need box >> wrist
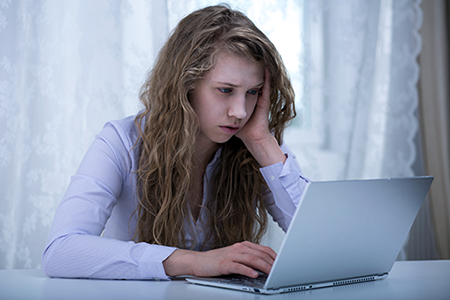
[243,135,286,167]
[239,130,272,147]
[163,249,197,277]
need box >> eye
[219,88,232,93]
[247,89,260,95]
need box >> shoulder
[93,114,142,172]
[99,114,140,151]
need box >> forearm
[242,134,286,167]
[259,143,310,231]
[43,234,176,280]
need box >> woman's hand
[235,69,272,144]
[236,69,286,167]
[163,241,277,278]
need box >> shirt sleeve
[259,143,309,232]
[42,121,177,280]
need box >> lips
[219,125,241,135]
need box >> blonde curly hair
[134,4,296,249]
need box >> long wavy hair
[134,5,296,250]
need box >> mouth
[219,125,241,135]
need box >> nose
[228,95,247,119]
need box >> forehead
[206,51,264,83]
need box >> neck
[193,140,220,171]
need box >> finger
[241,241,277,261]
[259,69,271,105]
[238,242,275,262]
[226,262,260,278]
[263,69,271,93]
[217,253,268,277]
[224,251,272,276]
[240,253,273,275]
[231,243,276,275]
[239,245,276,270]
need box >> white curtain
[0,0,427,269]
[0,0,169,269]
[286,0,422,182]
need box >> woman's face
[190,51,264,150]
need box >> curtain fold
[282,0,432,259]
[296,0,422,181]
[418,0,450,259]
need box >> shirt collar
[207,147,222,168]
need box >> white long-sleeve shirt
[42,114,309,280]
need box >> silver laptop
[186,176,433,294]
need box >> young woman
[42,4,308,280]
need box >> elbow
[41,237,68,278]
[41,242,56,277]
[41,234,88,279]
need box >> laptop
[186,176,433,294]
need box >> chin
[212,135,234,145]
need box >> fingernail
[252,271,258,277]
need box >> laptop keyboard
[216,273,268,288]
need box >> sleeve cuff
[260,154,299,190]
[260,153,309,206]
[138,244,178,280]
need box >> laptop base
[186,273,388,295]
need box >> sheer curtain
[291,0,437,260]
[285,0,422,181]
[296,0,437,260]
[0,0,429,269]
[0,0,169,269]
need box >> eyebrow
[216,81,264,88]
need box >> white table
[1,260,449,300]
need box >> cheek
[246,98,258,117]
[190,91,211,118]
